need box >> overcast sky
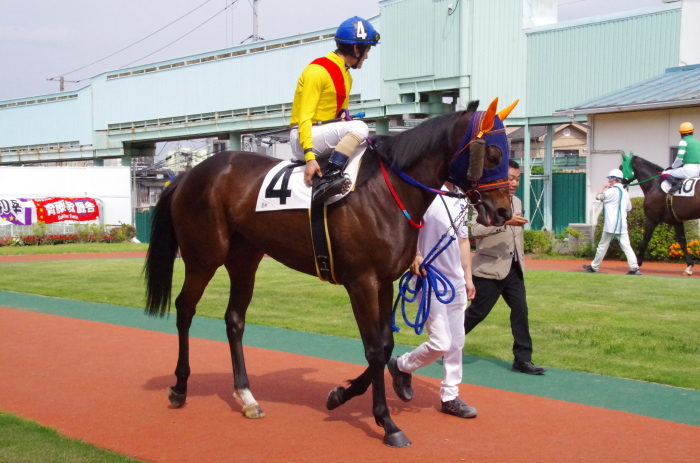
[0,0,664,101]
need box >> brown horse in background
[144,103,512,447]
[623,153,700,275]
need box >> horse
[622,153,700,275]
[144,100,515,448]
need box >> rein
[391,197,470,334]
[391,235,456,335]
[627,173,662,186]
[378,159,425,228]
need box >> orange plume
[477,97,499,138]
[496,99,519,122]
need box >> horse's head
[621,152,636,183]
[621,152,664,187]
[448,98,517,226]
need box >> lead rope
[391,199,470,335]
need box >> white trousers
[665,164,700,179]
[289,120,369,161]
[397,288,467,402]
[591,231,639,271]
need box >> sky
[0,0,664,102]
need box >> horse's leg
[636,218,658,268]
[326,282,396,410]
[169,265,218,408]
[223,238,266,418]
[330,280,410,448]
[673,223,694,276]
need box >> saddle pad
[255,149,363,212]
[661,178,699,196]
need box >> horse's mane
[356,103,478,185]
[372,111,466,169]
[635,155,664,173]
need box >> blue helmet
[335,17,380,45]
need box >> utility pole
[252,0,260,42]
[240,0,264,44]
[46,76,79,92]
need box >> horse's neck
[397,157,449,217]
[635,161,663,195]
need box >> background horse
[623,153,700,275]
[144,103,512,447]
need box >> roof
[554,64,700,116]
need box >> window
[554,149,579,157]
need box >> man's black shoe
[440,397,477,419]
[387,358,413,402]
[512,361,547,375]
[582,264,597,273]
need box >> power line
[49,0,216,81]
[119,0,240,69]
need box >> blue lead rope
[392,234,457,335]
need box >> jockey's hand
[304,159,322,186]
[337,109,353,121]
[410,255,426,277]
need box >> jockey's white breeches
[290,120,369,161]
[664,164,700,179]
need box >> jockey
[663,122,700,193]
[289,16,380,204]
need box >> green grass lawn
[0,412,143,463]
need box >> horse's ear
[477,98,498,138]
[497,99,519,122]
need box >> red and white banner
[33,197,100,224]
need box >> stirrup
[312,174,352,203]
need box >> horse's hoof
[242,403,265,419]
[168,387,187,408]
[384,431,412,448]
[683,271,692,276]
[326,386,346,410]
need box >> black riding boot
[312,151,352,204]
[667,176,682,194]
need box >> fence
[515,172,586,234]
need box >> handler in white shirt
[583,169,641,275]
[387,182,478,419]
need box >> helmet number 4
[354,21,367,40]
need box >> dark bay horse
[144,103,513,447]
[622,153,700,275]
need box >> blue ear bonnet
[448,113,510,185]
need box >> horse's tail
[144,175,184,317]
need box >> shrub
[523,230,552,254]
[0,236,18,247]
[594,196,700,262]
[108,222,137,243]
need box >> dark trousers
[464,260,533,363]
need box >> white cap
[607,168,623,180]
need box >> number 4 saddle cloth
[255,151,364,212]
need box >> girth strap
[309,198,339,284]
[666,193,681,222]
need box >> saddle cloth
[255,148,364,212]
[661,177,699,196]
